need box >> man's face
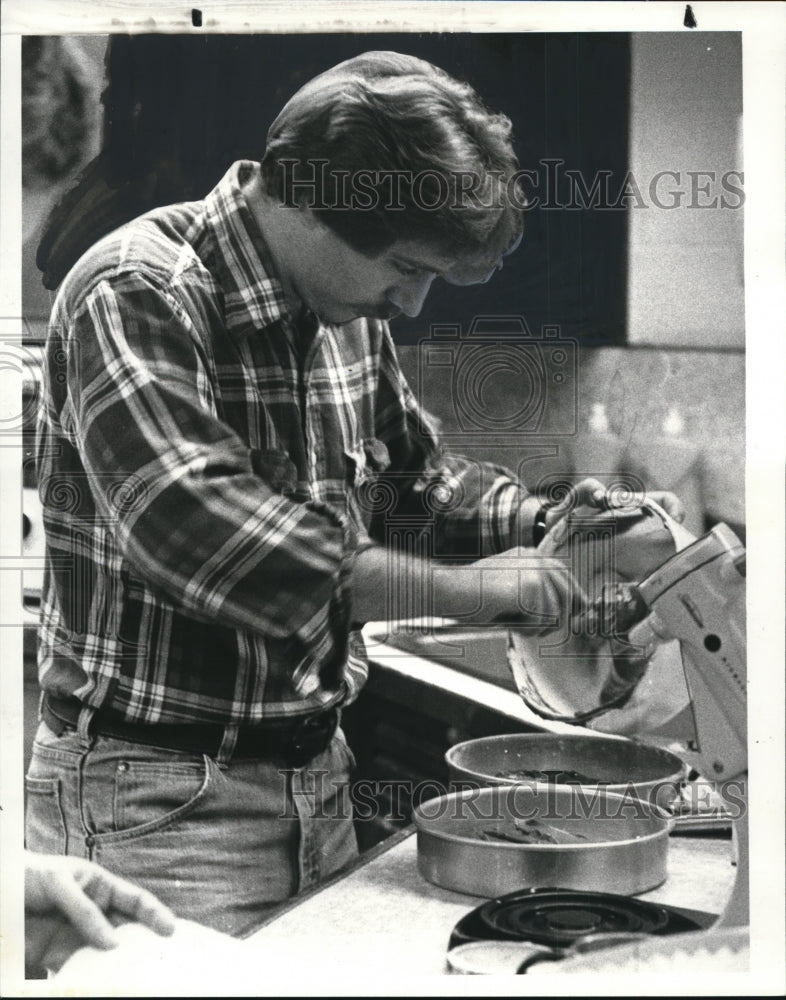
[288,219,503,325]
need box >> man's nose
[388,274,435,318]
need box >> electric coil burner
[448,888,714,974]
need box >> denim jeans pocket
[114,757,212,832]
[83,748,215,844]
[25,776,67,855]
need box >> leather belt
[42,694,339,768]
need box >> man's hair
[260,51,524,273]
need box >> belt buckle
[288,710,337,767]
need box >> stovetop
[448,886,715,969]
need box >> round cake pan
[446,734,685,809]
[414,783,673,898]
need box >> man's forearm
[350,544,476,624]
[349,541,562,628]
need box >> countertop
[244,823,738,976]
[49,820,741,994]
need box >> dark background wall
[34,32,632,346]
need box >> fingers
[572,477,609,508]
[547,563,588,622]
[107,880,177,937]
[547,482,687,526]
[81,866,177,937]
[547,478,609,513]
[26,918,86,976]
[648,490,687,523]
[49,872,120,950]
[25,915,60,973]
[540,479,605,534]
[542,479,625,535]
[516,561,587,635]
[25,852,176,973]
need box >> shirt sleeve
[372,325,536,560]
[60,270,355,642]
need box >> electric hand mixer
[624,521,748,926]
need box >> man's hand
[542,478,686,534]
[440,547,587,634]
[643,490,686,523]
[25,852,176,974]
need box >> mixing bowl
[446,733,686,810]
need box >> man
[26,51,678,935]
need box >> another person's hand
[25,851,176,974]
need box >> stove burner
[449,888,708,952]
[541,909,603,932]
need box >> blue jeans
[25,717,359,937]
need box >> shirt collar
[203,160,295,337]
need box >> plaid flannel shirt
[36,160,533,724]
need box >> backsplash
[396,343,745,536]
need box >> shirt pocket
[343,437,393,533]
[250,448,298,496]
